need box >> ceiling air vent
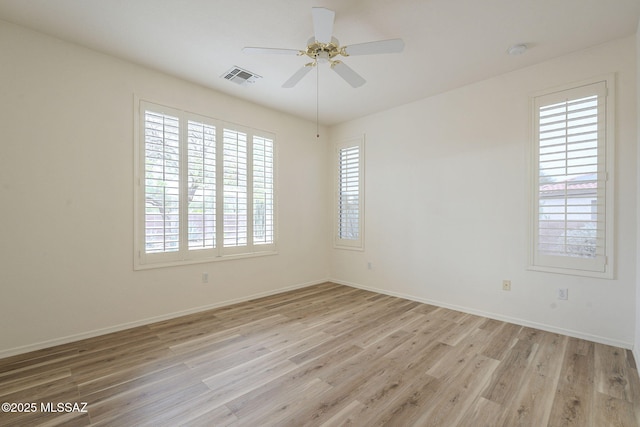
[222,66,262,86]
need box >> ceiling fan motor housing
[305,36,343,62]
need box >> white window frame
[134,99,277,269]
[528,75,614,279]
[334,136,364,250]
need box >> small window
[136,100,276,268]
[529,77,614,278]
[335,137,364,249]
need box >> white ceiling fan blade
[312,7,335,44]
[331,61,366,88]
[282,65,314,88]
[243,47,301,55]
[343,39,405,56]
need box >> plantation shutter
[187,120,216,250]
[253,136,275,245]
[336,138,364,249]
[223,129,248,248]
[144,110,180,254]
[533,81,609,273]
[136,100,277,268]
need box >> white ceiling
[1,0,638,125]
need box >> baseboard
[0,278,328,359]
[331,278,634,350]
[4,277,631,359]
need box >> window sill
[527,264,613,280]
[134,250,278,271]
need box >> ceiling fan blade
[343,39,405,56]
[312,7,335,44]
[331,61,366,88]
[243,47,301,55]
[282,65,314,88]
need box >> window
[335,137,364,249]
[136,101,276,268]
[529,77,614,278]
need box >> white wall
[330,36,638,348]
[0,20,330,357]
[635,19,640,363]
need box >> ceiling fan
[243,7,404,88]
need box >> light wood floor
[1,282,639,426]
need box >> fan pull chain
[316,62,320,138]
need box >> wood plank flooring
[1,282,639,426]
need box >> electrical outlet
[558,288,568,300]
[202,273,209,284]
[502,280,511,291]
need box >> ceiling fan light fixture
[317,51,330,63]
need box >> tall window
[530,77,614,278]
[253,136,275,245]
[187,120,217,251]
[335,137,364,249]
[136,101,276,268]
[222,129,248,250]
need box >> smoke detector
[507,44,528,56]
